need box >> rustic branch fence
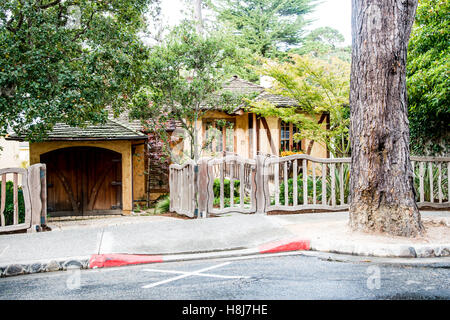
[0,164,47,233]
[169,154,450,218]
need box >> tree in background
[129,23,243,162]
[209,0,317,58]
[0,0,154,141]
[407,0,449,156]
[291,27,351,62]
[249,54,351,157]
[349,0,423,237]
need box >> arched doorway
[40,147,122,217]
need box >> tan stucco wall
[132,143,147,203]
[185,111,327,159]
[306,113,329,159]
[188,110,250,158]
[257,115,280,156]
[29,140,137,214]
[0,138,29,168]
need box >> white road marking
[0,245,9,257]
[99,231,114,253]
[142,262,248,288]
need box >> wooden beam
[256,115,260,155]
[260,117,277,155]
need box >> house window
[203,119,235,153]
[280,121,301,152]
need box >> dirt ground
[286,216,450,245]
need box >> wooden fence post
[255,155,266,214]
[27,164,42,232]
[197,158,209,218]
[39,164,47,225]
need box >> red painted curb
[89,254,163,268]
[258,238,310,254]
[88,239,310,269]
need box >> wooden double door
[41,147,122,216]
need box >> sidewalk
[267,211,450,258]
[0,211,449,277]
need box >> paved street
[1,253,449,300]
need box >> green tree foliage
[209,0,317,58]
[0,0,154,141]
[129,22,244,162]
[290,27,351,62]
[407,0,449,155]
[249,54,351,157]
[0,181,25,224]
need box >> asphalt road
[0,253,449,300]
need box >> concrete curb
[0,256,90,278]
[310,240,450,258]
[89,238,311,268]
[2,238,450,278]
[0,237,310,277]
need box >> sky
[158,0,352,45]
[307,0,352,45]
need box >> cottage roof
[253,91,298,107]
[222,76,265,96]
[220,75,299,111]
[7,114,146,142]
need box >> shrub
[0,181,26,225]
[212,196,251,207]
[213,178,240,199]
[155,195,170,213]
[278,174,323,205]
[277,166,350,206]
[413,164,449,202]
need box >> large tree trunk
[349,0,424,237]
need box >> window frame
[279,120,302,153]
[202,118,236,154]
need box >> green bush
[212,178,253,207]
[213,178,240,199]
[155,195,170,213]
[212,196,251,207]
[277,166,350,206]
[278,174,322,205]
[413,164,449,202]
[0,181,26,225]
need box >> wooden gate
[205,155,257,215]
[41,147,122,216]
[169,160,196,217]
[169,155,261,217]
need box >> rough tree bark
[349,0,424,237]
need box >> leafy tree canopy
[290,27,351,62]
[407,0,449,155]
[0,0,154,141]
[249,54,351,157]
[129,22,246,162]
[208,0,317,58]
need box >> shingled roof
[221,75,298,111]
[222,76,265,96]
[254,91,298,107]
[7,116,146,142]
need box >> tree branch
[39,0,61,9]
